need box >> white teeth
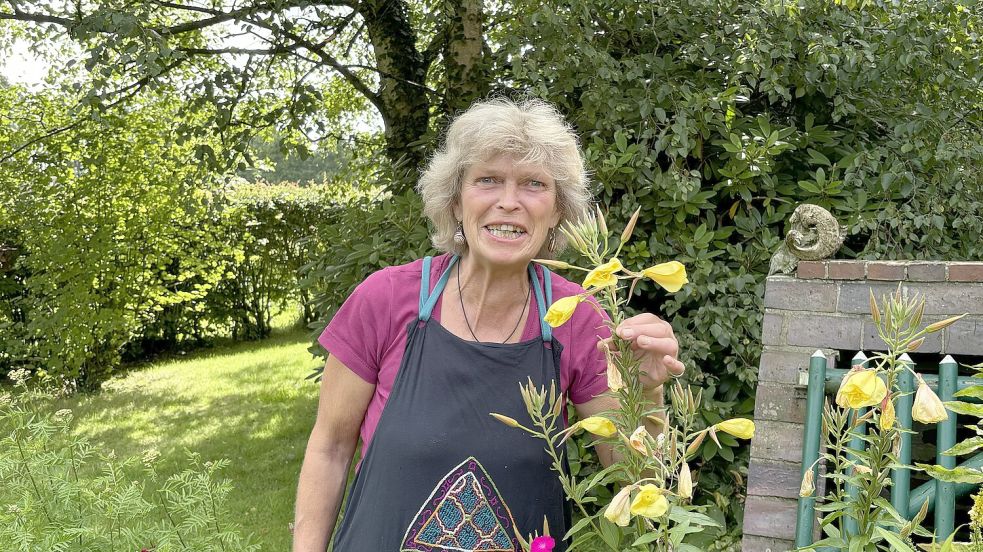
[486,224,525,233]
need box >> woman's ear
[453,201,462,222]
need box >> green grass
[54,311,322,551]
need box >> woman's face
[454,153,561,270]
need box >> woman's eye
[527,180,545,188]
[478,177,496,184]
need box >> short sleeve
[317,269,395,385]
[565,296,612,404]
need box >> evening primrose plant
[492,208,753,551]
[798,286,964,551]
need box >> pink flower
[531,535,555,551]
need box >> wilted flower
[880,397,896,431]
[835,369,887,409]
[630,485,669,518]
[640,261,688,293]
[799,469,815,497]
[582,258,624,289]
[579,416,617,437]
[544,295,583,328]
[854,465,873,475]
[628,426,648,455]
[604,485,634,526]
[678,462,693,499]
[606,360,624,391]
[715,418,755,439]
[912,375,948,424]
[531,535,555,552]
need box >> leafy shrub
[0,89,237,387]
[300,189,434,351]
[487,0,982,532]
[0,377,257,551]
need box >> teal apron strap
[419,255,459,321]
[531,264,553,342]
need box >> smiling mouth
[484,224,527,239]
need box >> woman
[293,98,684,551]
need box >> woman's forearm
[292,445,353,552]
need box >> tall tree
[0,0,490,191]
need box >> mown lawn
[55,319,322,551]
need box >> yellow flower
[579,416,617,437]
[880,398,895,431]
[678,462,693,499]
[604,486,633,527]
[582,258,624,289]
[630,485,669,518]
[835,369,887,409]
[640,261,688,293]
[714,418,755,440]
[912,375,948,424]
[628,426,648,455]
[544,295,583,328]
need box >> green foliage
[0,87,357,386]
[484,0,983,530]
[0,378,257,551]
[0,87,236,387]
[300,188,434,352]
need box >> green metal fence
[794,350,973,548]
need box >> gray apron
[331,255,570,551]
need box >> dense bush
[489,0,982,534]
[0,88,356,387]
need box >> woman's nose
[496,182,521,210]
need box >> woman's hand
[613,313,684,391]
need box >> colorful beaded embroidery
[401,456,518,551]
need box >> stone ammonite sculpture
[768,203,847,276]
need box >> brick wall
[741,261,983,552]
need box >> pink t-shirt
[318,254,610,458]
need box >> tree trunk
[360,0,431,193]
[443,0,489,115]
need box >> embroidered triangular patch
[401,456,518,551]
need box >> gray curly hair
[417,98,592,257]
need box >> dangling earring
[547,227,557,253]
[454,221,466,246]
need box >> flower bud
[912,375,948,424]
[869,289,881,326]
[533,258,574,270]
[799,469,815,497]
[686,430,707,458]
[620,208,641,244]
[678,462,693,499]
[907,337,925,352]
[596,204,609,237]
[490,413,520,427]
[925,314,967,333]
